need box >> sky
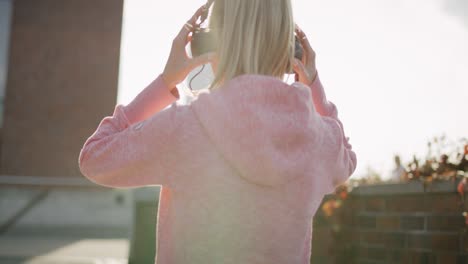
[118,0,467,180]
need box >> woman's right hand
[293,24,318,85]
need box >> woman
[78,1,357,263]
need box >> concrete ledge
[2,225,130,239]
[0,175,98,188]
[349,179,460,196]
[0,237,128,262]
[0,187,133,233]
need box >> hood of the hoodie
[190,74,323,187]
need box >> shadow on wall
[443,0,468,29]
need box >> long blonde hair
[206,0,295,91]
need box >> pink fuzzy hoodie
[78,71,357,264]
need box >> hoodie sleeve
[78,74,183,188]
[308,72,357,194]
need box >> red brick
[311,227,333,255]
[1,0,123,177]
[387,249,409,263]
[427,215,465,231]
[340,209,354,226]
[437,252,458,264]
[407,234,430,249]
[434,234,458,251]
[360,231,406,249]
[400,216,425,230]
[361,231,384,245]
[365,197,386,212]
[376,215,400,230]
[386,195,427,212]
[366,246,387,261]
[402,251,437,264]
[384,232,406,249]
[461,230,468,251]
[349,197,365,212]
[408,234,459,250]
[312,213,329,228]
[356,215,376,229]
[336,227,355,243]
[355,245,368,259]
[427,194,462,213]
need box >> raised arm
[308,74,357,194]
[79,3,219,189]
[78,74,184,188]
[293,24,357,194]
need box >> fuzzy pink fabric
[78,72,357,264]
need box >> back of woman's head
[207,0,295,90]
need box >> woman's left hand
[162,4,216,90]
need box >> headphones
[188,0,303,91]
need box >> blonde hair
[206,0,295,91]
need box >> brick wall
[311,180,468,264]
[1,0,123,178]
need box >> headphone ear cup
[284,36,303,74]
[191,29,217,57]
[294,35,304,61]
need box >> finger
[299,38,308,66]
[175,4,207,44]
[188,4,208,27]
[173,25,192,50]
[294,27,308,65]
[295,23,303,35]
[199,2,212,24]
[297,31,315,63]
[187,51,216,71]
[292,58,308,81]
[186,34,193,46]
[293,59,305,76]
[295,24,305,39]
